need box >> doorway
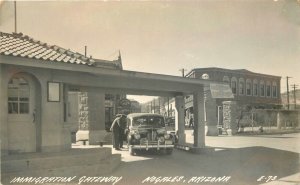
[7,73,41,153]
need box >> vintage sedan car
[126,113,174,155]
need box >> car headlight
[164,134,170,140]
[158,137,165,143]
[134,133,141,140]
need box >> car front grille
[140,140,159,145]
[147,130,157,141]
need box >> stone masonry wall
[223,101,238,134]
[78,92,89,130]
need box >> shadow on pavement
[111,146,300,185]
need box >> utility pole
[153,99,156,114]
[167,97,170,117]
[286,76,292,110]
[14,1,17,33]
[291,84,298,110]
[158,98,161,114]
[179,68,187,77]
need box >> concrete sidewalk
[260,173,300,185]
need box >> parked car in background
[165,117,175,126]
[126,113,174,155]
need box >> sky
[0,0,299,103]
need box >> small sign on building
[119,98,131,108]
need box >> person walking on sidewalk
[189,117,194,128]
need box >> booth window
[8,77,30,114]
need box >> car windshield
[132,116,165,127]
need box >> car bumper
[131,144,174,150]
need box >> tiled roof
[0,32,95,66]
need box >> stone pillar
[277,111,285,129]
[76,91,106,145]
[204,86,218,136]
[175,96,186,145]
[193,87,205,148]
[223,101,238,135]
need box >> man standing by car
[118,114,127,149]
[110,114,122,150]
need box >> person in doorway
[110,115,122,150]
[118,114,127,149]
[189,117,194,128]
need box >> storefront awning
[210,83,234,99]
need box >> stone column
[204,86,218,136]
[175,96,186,145]
[76,90,106,145]
[193,87,205,148]
[277,111,284,129]
[223,101,238,135]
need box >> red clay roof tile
[0,32,95,66]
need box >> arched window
[223,76,230,85]
[266,81,271,97]
[272,82,277,98]
[231,77,237,95]
[260,80,265,97]
[246,79,252,96]
[239,78,245,95]
[253,79,258,96]
[8,77,30,114]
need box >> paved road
[110,132,300,185]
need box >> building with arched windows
[185,67,281,135]
[186,67,281,108]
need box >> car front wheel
[129,146,135,155]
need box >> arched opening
[7,73,41,153]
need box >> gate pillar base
[189,146,215,154]
[175,144,215,154]
[206,126,219,136]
